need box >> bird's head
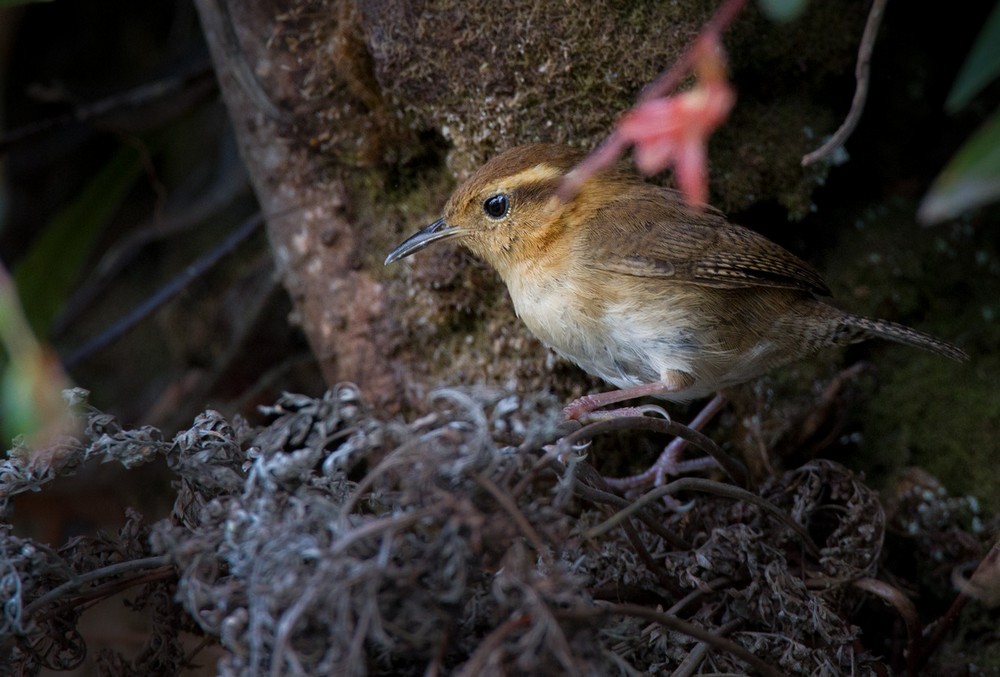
[385,144,625,278]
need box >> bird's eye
[483,194,510,219]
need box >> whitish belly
[508,276,705,396]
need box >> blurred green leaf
[1,349,72,447]
[919,110,1000,224]
[758,0,809,23]
[13,145,142,334]
[946,1,1000,113]
[0,262,72,446]
[2,360,41,441]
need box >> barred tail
[839,314,968,362]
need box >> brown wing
[587,188,830,296]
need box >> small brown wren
[385,144,966,419]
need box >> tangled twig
[801,0,889,165]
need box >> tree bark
[192,0,401,407]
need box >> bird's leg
[604,392,729,491]
[562,382,675,420]
[562,370,695,420]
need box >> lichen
[12,388,961,674]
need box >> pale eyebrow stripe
[500,163,564,189]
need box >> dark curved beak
[384,218,464,265]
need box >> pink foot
[563,381,681,420]
[600,392,729,495]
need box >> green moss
[711,98,834,217]
[929,603,1000,673]
[821,201,1000,510]
[338,139,453,273]
[282,0,873,240]
[864,352,999,506]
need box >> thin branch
[456,613,532,676]
[329,510,431,558]
[62,212,264,368]
[52,150,251,335]
[473,471,549,559]
[568,462,687,596]
[22,555,172,619]
[667,577,734,615]
[572,462,691,550]
[208,0,288,122]
[40,566,177,622]
[584,477,821,559]
[0,67,216,154]
[913,539,1000,673]
[852,577,922,674]
[801,0,889,166]
[561,603,783,677]
[558,415,749,488]
[672,618,742,677]
[951,538,1000,606]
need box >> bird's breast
[503,265,703,393]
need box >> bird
[384,143,966,482]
